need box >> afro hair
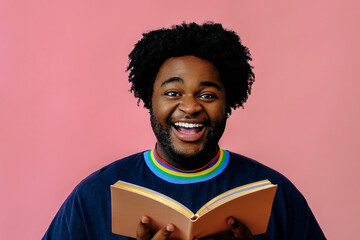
[127,22,255,114]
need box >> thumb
[151,224,175,240]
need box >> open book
[111,179,277,240]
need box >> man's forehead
[154,56,222,86]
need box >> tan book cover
[111,179,277,240]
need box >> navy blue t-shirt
[43,150,326,239]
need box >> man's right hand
[136,216,253,240]
[136,216,175,240]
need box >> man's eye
[165,91,181,97]
[199,93,216,99]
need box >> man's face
[150,55,227,170]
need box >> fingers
[136,216,151,240]
[152,223,175,240]
[227,217,254,240]
[136,216,175,240]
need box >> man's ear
[225,106,232,117]
[147,106,153,114]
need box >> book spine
[185,219,195,240]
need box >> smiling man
[43,23,326,240]
[150,56,227,170]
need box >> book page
[113,180,194,218]
[193,185,277,237]
[196,179,273,216]
[112,181,196,239]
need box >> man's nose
[178,96,202,116]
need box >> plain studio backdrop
[1,1,359,239]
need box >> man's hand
[197,217,254,240]
[136,216,253,240]
[227,217,254,239]
[136,216,175,240]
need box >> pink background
[1,1,359,239]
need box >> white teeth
[174,122,204,128]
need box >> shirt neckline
[143,148,229,184]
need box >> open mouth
[172,122,206,142]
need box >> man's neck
[155,143,220,171]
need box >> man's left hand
[197,217,254,240]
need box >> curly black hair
[127,22,255,114]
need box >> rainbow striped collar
[143,148,229,184]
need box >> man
[43,22,326,239]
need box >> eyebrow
[160,77,184,87]
[160,77,222,91]
[199,81,221,91]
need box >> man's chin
[171,141,207,157]
[174,145,203,156]
[169,145,218,169]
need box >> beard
[150,110,227,170]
